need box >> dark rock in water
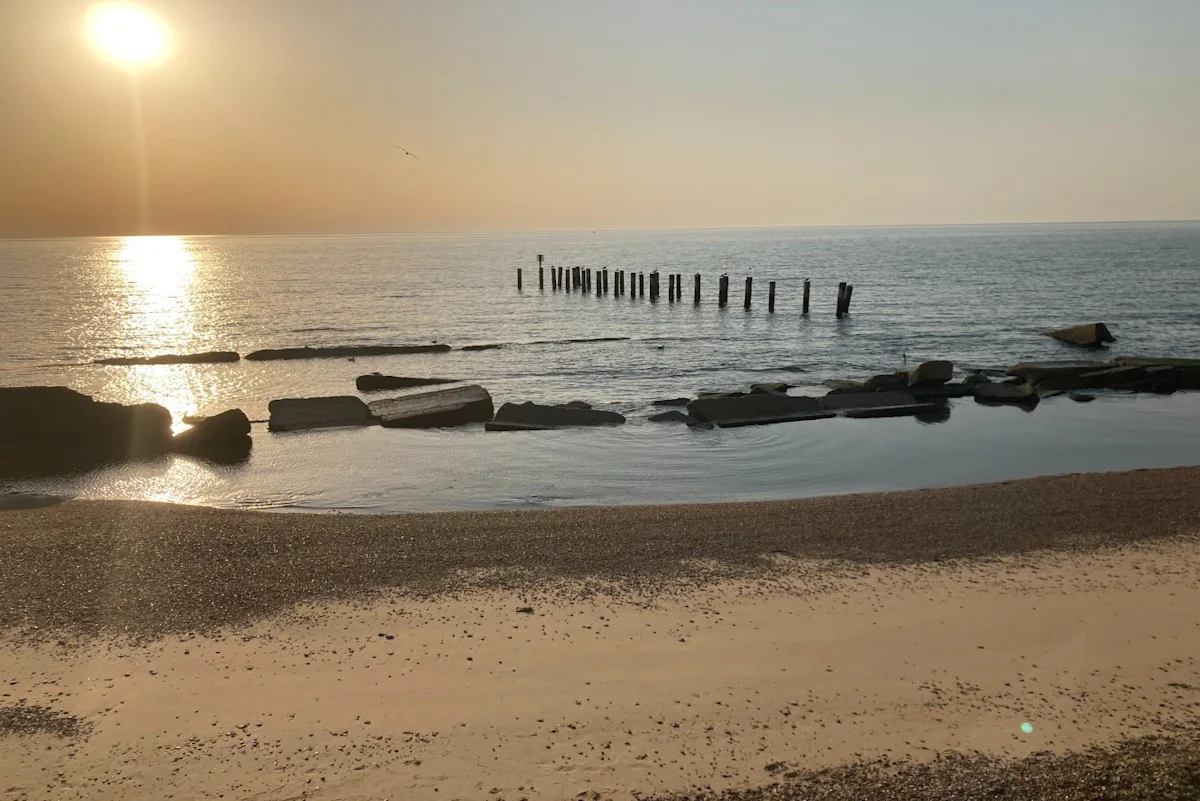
[1069,393,1097,403]
[1029,374,1087,391]
[267,396,373,432]
[355,373,458,392]
[1145,365,1183,394]
[964,373,992,387]
[172,409,252,462]
[1076,366,1147,389]
[94,351,240,366]
[652,397,691,407]
[1044,323,1116,347]
[370,385,494,428]
[907,360,953,386]
[484,420,553,432]
[460,343,505,352]
[974,382,1039,406]
[1006,361,1109,382]
[493,402,625,428]
[688,394,833,428]
[823,379,865,392]
[864,374,908,392]
[561,400,593,410]
[820,392,918,411]
[749,382,789,396]
[842,402,940,419]
[648,410,695,424]
[246,344,451,361]
[696,391,746,400]
[907,383,973,400]
[0,386,172,477]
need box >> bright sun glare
[85,3,171,70]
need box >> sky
[1,0,1198,237]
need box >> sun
[85,3,172,70]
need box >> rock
[973,383,1039,406]
[0,386,172,477]
[696,391,745,400]
[1043,323,1116,347]
[1006,361,1110,382]
[94,351,241,366]
[687,394,833,428]
[484,421,553,432]
[267,396,374,432]
[1145,365,1182,394]
[842,403,940,419]
[652,398,691,407]
[907,383,974,400]
[864,374,908,392]
[369,385,494,428]
[1111,357,1200,368]
[561,401,592,410]
[1069,393,1097,403]
[1030,374,1088,391]
[460,344,504,352]
[492,402,625,428]
[171,409,251,460]
[648,410,695,423]
[516,607,534,614]
[1076,366,1147,389]
[964,374,992,387]
[246,344,451,361]
[907,360,953,386]
[355,373,458,392]
[749,383,789,396]
[823,380,866,392]
[820,392,918,411]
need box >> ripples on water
[1,223,1198,511]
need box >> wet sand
[1,467,1199,799]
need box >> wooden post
[694,273,701,305]
[768,281,776,313]
[537,254,544,268]
[718,274,729,307]
[744,276,753,309]
[802,279,811,314]
[836,282,847,318]
[844,284,853,314]
[667,274,674,302]
[638,272,645,298]
[517,268,522,291]
[538,266,544,290]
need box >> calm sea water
[2,223,1199,511]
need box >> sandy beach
[2,467,1200,799]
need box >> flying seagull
[396,145,419,161]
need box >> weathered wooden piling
[652,271,661,301]
[517,268,522,291]
[538,266,544,290]
[603,269,609,294]
[694,273,701,305]
[744,276,753,309]
[639,272,645,298]
[802,279,811,314]
[668,274,675,302]
[768,281,776,312]
[718,274,729,308]
[844,284,854,314]
[836,282,847,318]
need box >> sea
[1,222,1199,512]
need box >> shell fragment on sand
[369,385,494,428]
[267,396,373,432]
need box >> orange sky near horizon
[1,0,1198,238]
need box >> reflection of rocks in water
[915,403,953,425]
[0,703,92,739]
[0,492,70,511]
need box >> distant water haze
[1,1,1198,237]
[1,223,1198,511]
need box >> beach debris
[246,344,451,361]
[749,382,790,395]
[267,396,373,432]
[355,373,458,392]
[648,410,696,424]
[687,394,834,428]
[973,383,1040,405]
[516,607,534,614]
[0,386,172,477]
[369,385,494,428]
[171,409,252,462]
[94,351,240,366]
[907,360,953,386]
[652,397,691,407]
[491,402,626,429]
[1044,322,1116,347]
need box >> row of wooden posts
[518,255,856,317]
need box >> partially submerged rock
[492,402,626,429]
[355,373,458,392]
[819,391,919,411]
[0,386,172,477]
[1044,323,1116,347]
[842,402,940,418]
[907,360,953,386]
[907,383,974,400]
[171,409,252,462]
[1006,361,1109,382]
[95,351,240,366]
[648,410,695,424]
[484,420,553,432]
[652,397,691,407]
[749,382,790,396]
[561,400,593,410]
[864,374,909,392]
[973,383,1039,406]
[687,394,833,428]
[267,396,373,432]
[369,385,494,428]
[246,344,451,361]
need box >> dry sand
[1,467,1199,799]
